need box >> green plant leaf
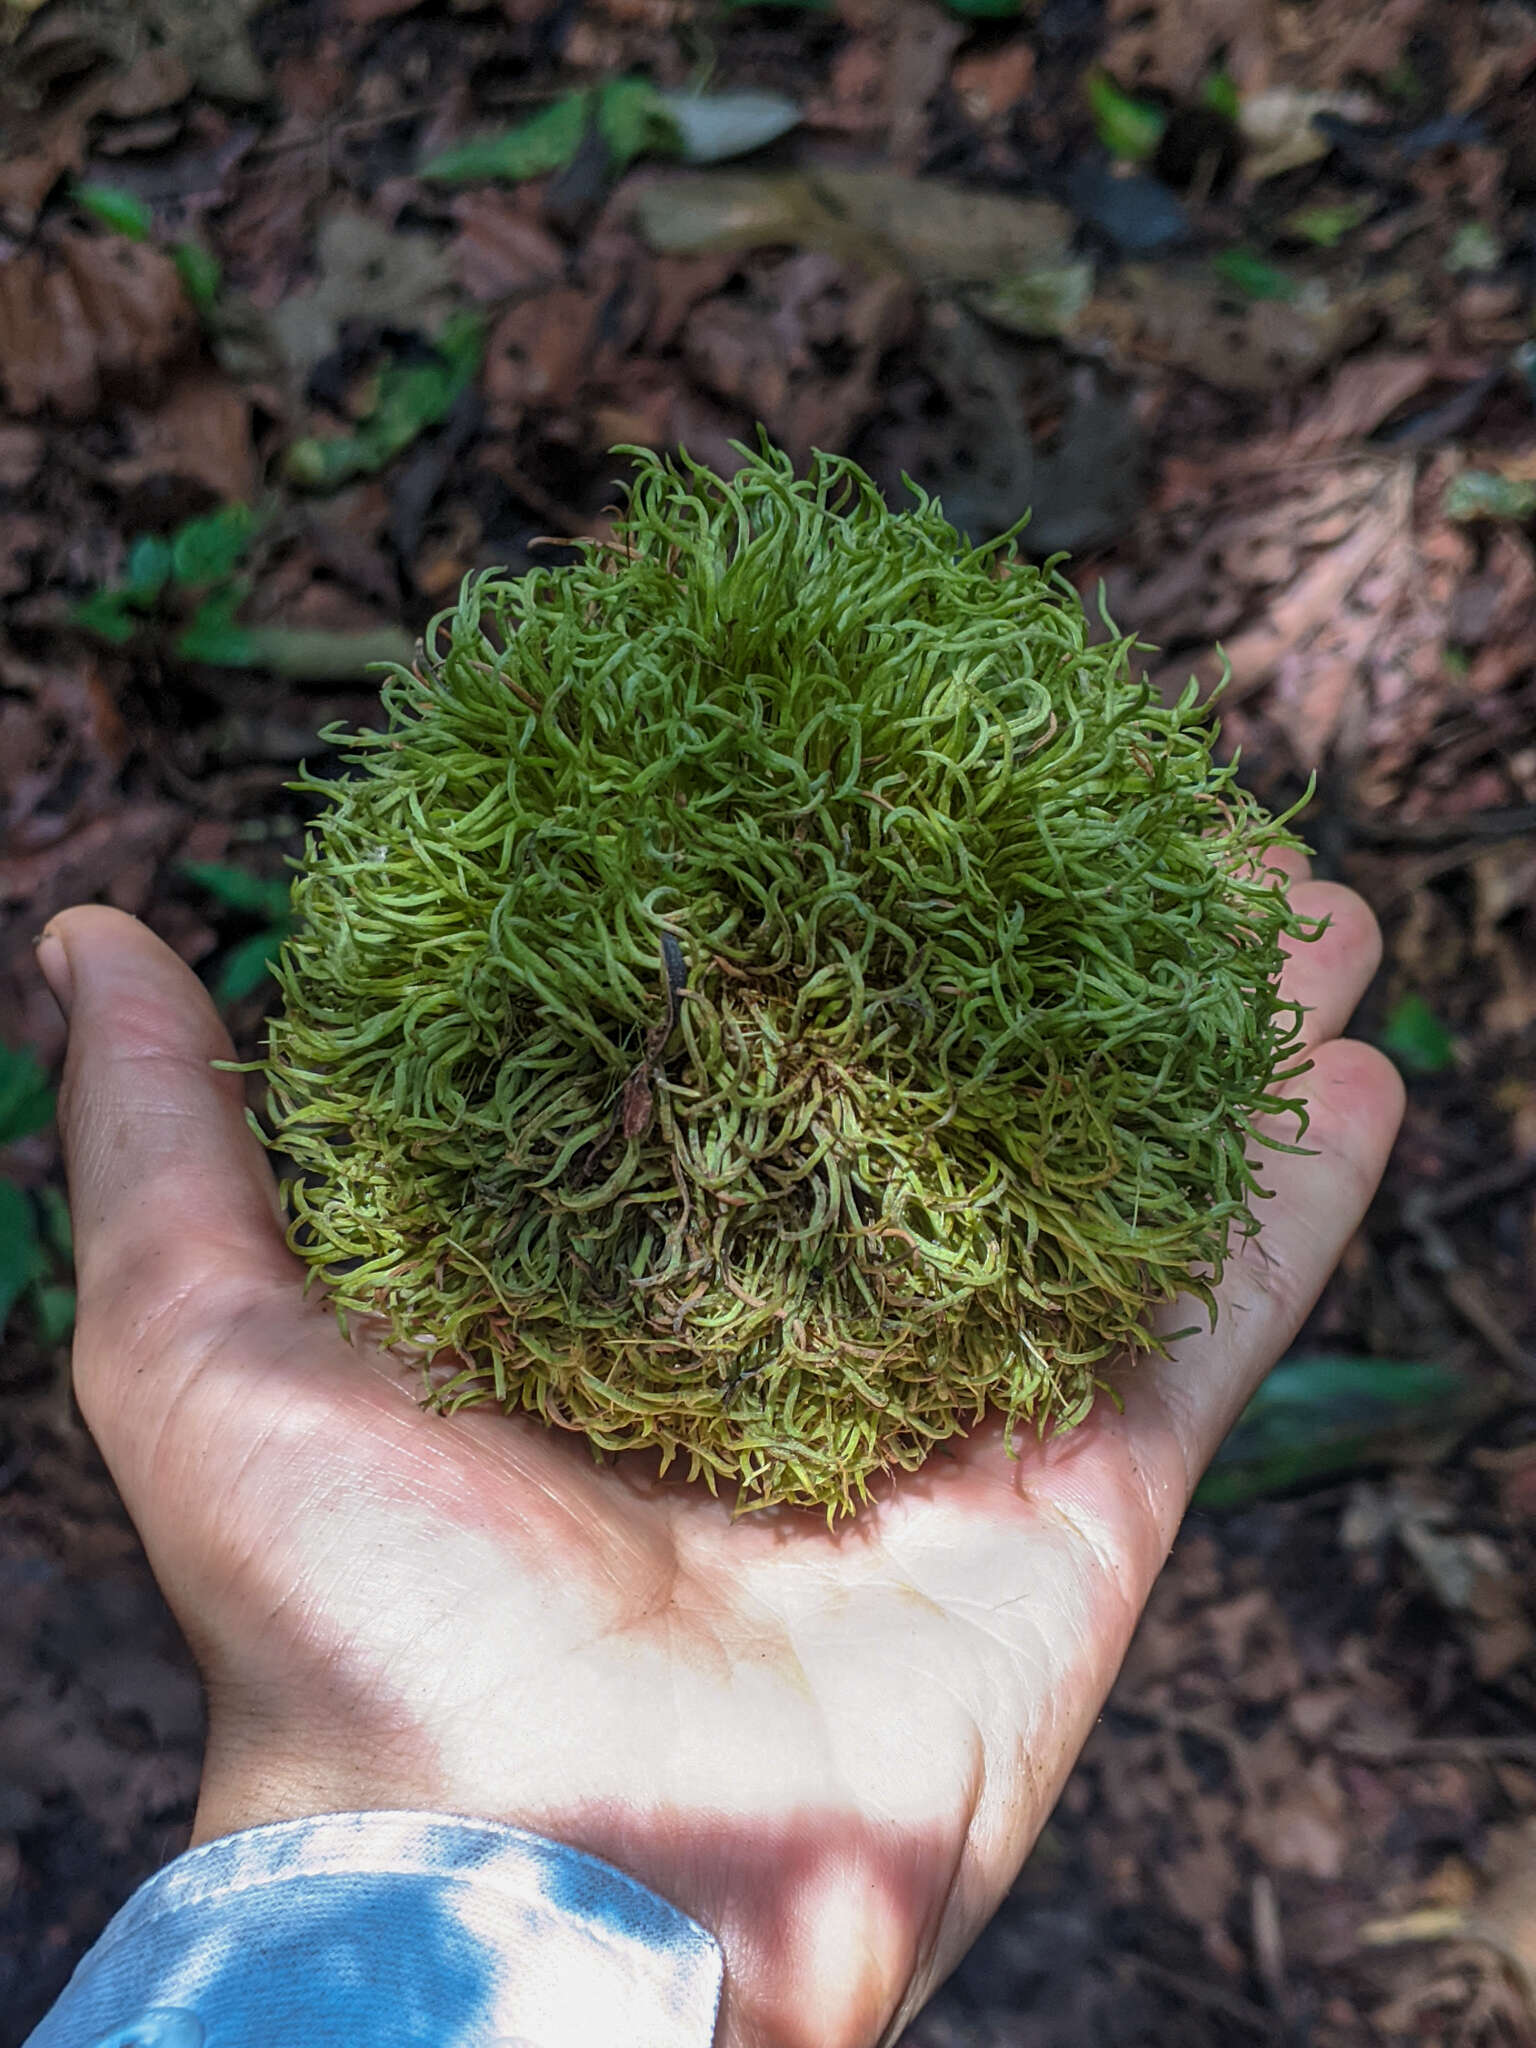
[420,93,590,184]
[1196,1353,1478,1507]
[597,76,680,166]
[1282,199,1371,247]
[1085,71,1167,161]
[176,584,259,666]
[421,81,685,187]
[72,587,140,644]
[122,533,174,608]
[1200,70,1240,120]
[1211,248,1299,300]
[0,1043,55,1147]
[1379,993,1456,1074]
[214,927,290,1005]
[172,240,223,314]
[0,1181,45,1332]
[37,1184,72,1261]
[71,179,153,240]
[170,503,257,586]
[287,312,484,490]
[33,1282,77,1346]
[182,861,295,920]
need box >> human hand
[38,859,1400,2048]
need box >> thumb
[38,906,297,1430]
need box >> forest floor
[3,0,1536,2040]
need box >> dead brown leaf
[449,192,566,301]
[100,45,192,118]
[106,369,256,507]
[0,80,105,235]
[951,37,1035,123]
[268,207,456,379]
[0,231,195,417]
[1072,262,1375,396]
[634,169,1072,291]
[1363,1818,1536,2017]
[0,649,131,853]
[0,804,183,924]
[1101,0,1282,96]
[0,424,44,489]
[483,287,603,429]
[804,36,887,136]
[342,0,427,19]
[1103,0,1428,96]
[878,0,965,166]
[0,515,44,598]
[1264,354,1441,459]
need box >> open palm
[42,869,1400,2048]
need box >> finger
[1130,1034,1405,1499]
[1280,881,1382,1048]
[40,906,296,1353]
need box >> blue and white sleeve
[24,1810,723,2048]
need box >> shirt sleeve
[23,1810,723,2048]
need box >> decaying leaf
[1089,444,1479,786]
[1102,0,1427,97]
[1071,258,1382,396]
[268,209,457,382]
[635,169,1073,291]
[2,0,265,108]
[0,231,196,416]
[106,369,256,505]
[1362,1818,1536,2014]
[1239,87,1381,181]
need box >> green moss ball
[262,446,1313,1516]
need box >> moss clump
[263,445,1314,1516]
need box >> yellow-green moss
[261,445,1315,1516]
